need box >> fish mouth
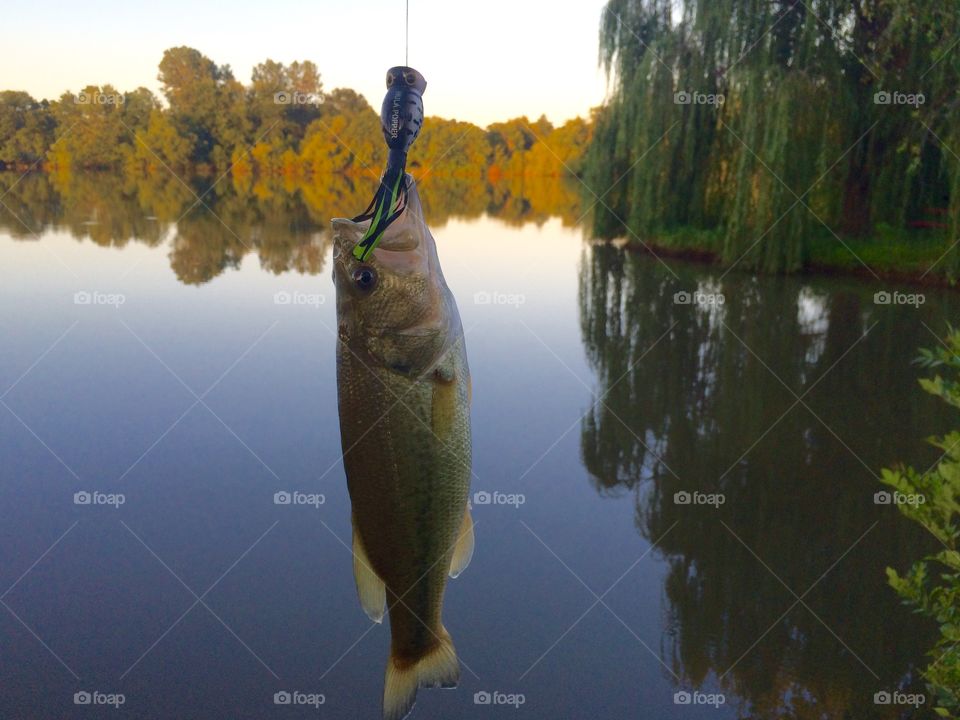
[331,178,432,260]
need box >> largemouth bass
[332,176,473,720]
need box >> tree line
[0,47,592,180]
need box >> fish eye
[403,71,417,86]
[352,265,378,292]
[386,73,396,87]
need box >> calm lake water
[0,172,955,719]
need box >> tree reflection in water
[578,243,957,717]
[0,170,584,285]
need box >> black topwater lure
[352,66,427,262]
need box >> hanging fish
[352,66,427,262]
[333,178,474,720]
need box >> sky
[0,0,611,128]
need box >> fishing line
[350,10,424,262]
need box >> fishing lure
[352,66,427,262]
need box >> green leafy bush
[882,328,960,717]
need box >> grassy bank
[619,224,954,287]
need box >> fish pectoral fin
[384,625,459,720]
[449,508,474,579]
[352,517,386,623]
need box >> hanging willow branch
[586,0,960,277]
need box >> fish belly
[337,339,471,660]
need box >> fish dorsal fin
[352,515,386,623]
[449,507,474,579]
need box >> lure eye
[352,265,378,293]
[386,72,396,87]
[403,71,417,86]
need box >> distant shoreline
[3,166,953,288]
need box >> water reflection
[2,169,954,717]
[0,170,583,285]
[578,243,955,716]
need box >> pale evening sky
[0,0,611,128]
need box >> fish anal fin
[352,516,386,623]
[383,626,459,720]
[449,508,474,579]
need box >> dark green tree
[0,91,55,168]
[586,0,960,275]
[158,46,250,168]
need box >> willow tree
[586,0,960,275]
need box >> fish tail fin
[383,626,459,720]
[353,169,407,262]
